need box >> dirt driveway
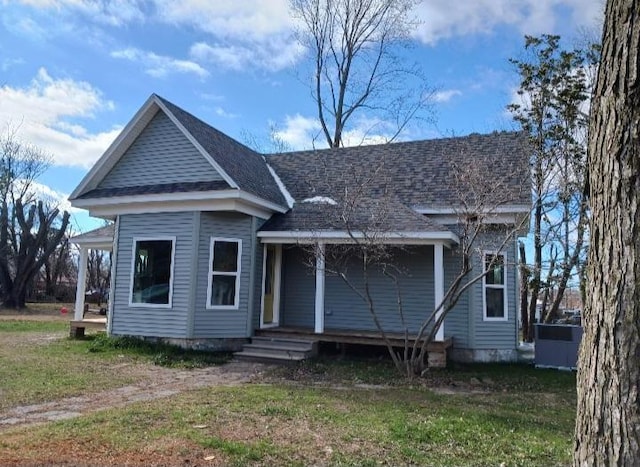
[0,360,270,432]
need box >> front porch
[257,243,453,362]
[254,326,453,367]
[70,224,114,338]
[69,317,107,337]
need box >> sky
[0,0,604,233]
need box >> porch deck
[255,327,452,367]
[69,318,107,337]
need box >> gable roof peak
[70,93,288,209]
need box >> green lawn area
[0,319,577,466]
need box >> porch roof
[258,195,459,245]
[70,224,114,250]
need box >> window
[207,238,242,309]
[483,253,507,320]
[130,237,175,307]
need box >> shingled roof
[77,180,230,199]
[261,196,451,233]
[260,132,530,233]
[156,96,287,207]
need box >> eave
[257,230,460,246]
[71,189,288,220]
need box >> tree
[574,0,640,463]
[302,142,528,377]
[0,129,70,308]
[41,224,76,300]
[86,248,111,306]
[508,35,595,341]
[290,0,432,148]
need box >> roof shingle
[261,132,530,232]
[157,96,287,207]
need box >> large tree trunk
[574,0,640,464]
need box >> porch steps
[234,336,318,363]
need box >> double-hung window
[130,237,175,307]
[207,237,242,309]
[483,252,507,321]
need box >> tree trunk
[574,0,640,464]
[518,242,530,342]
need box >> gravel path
[0,360,270,431]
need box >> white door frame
[260,244,282,328]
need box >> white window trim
[482,251,508,322]
[206,237,242,310]
[128,236,176,309]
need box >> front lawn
[0,318,577,466]
[1,378,576,466]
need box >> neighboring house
[69,94,530,363]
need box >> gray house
[69,94,530,364]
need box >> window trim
[128,236,176,309]
[206,237,242,310]
[482,251,508,322]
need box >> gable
[98,111,225,190]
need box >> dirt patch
[0,360,271,432]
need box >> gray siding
[470,232,518,350]
[281,246,448,334]
[324,246,435,333]
[443,247,471,347]
[192,212,253,338]
[111,212,194,338]
[251,218,267,332]
[99,111,224,189]
[280,247,315,328]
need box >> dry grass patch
[0,381,576,466]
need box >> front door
[261,244,281,327]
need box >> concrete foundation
[133,336,248,352]
[448,348,520,363]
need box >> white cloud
[19,180,81,214]
[413,0,604,45]
[0,68,120,169]
[273,114,322,150]
[433,89,462,103]
[111,47,209,79]
[15,0,145,26]
[152,0,293,41]
[340,116,397,147]
[189,39,304,72]
[214,107,238,119]
[273,114,399,150]
[1,57,25,71]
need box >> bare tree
[290,0,432,148]
[301,145,528,377]
[41,223,76,300]
[86,248,111,306]
[574,0,640,463]
[0,128,70,308]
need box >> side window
[483,253,507,321]
[130,238,175,307]
[207,238,242,309]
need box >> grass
[0,316,578,466]
[0,320,230,411]
[0,380,576,466]
[0,319,69,333]
[87,333,233,368]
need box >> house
[69,94,530,364]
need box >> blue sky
[0,0,603,232]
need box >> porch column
[315,243,325,334]
[434,243,445,341]
[74,246,89,321]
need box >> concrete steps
[235,336,318,363]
